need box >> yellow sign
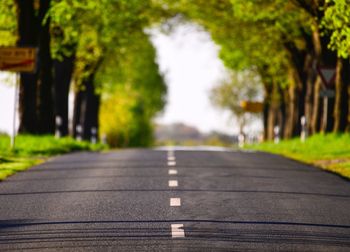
[240,101,264,113]
[0,47,37,72]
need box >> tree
[49,0,156,140]
[99,31,167,147]
[154,0,303,139]
[13,0,54,134]
[210,70,262,136]
[322,0,350,132]
[155,0,350,139]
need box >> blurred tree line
[0,0,168,147]
[154,0,350,140]
[1,0,349,145]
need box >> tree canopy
[1,0,349,145]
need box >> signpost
[316,65,336,132]
[319,89,335,98]
[0,47,37,72]
[0,47,37,149]
[240,101,263,113]
[300,116,307,142]
[317,67,336,88]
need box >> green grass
[0,134,107,180]
[246,133,350,179]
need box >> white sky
[0,22,245,135]
[0,74,17,135]
[149,23,236,134]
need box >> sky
[0,74,16,135]
[0,22,245,135]
[149,23,236,134]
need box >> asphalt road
[0,148,349,251]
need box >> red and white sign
[317,66,336,87]
[0,47,37,73]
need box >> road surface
[0,148,349,251]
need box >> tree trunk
[15,0,55,134]
[53,54,75,136]
[263,84,272,141]
[347,79,350,132]
[342,60,350,131]
[325,96,335,132]
[311,77,322,134]
[344,60,350,132]
[333,58,349,132]
[296,73,306,137]
[278,86,286,139]
[305,53,315,135]
[73,73,101,142]
[15,0,38,134]
[283,65,304,139]
[81,78,100,141]
[267,104,276,141]
[284,83,295,139]
[267,83,280,141]
[73,90,83,139]
[36,0,54,134]
[283,40,310,138]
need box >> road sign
[0,47,37,73]
[319,89,335,98]
[0,47,37,149]
[240,101,263,113]
[317,66,336,87]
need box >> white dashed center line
[170,197,181,206]
[168,169,178,175]
[166,151,184,238]
[167,161,176,166]
[171,224,185,238]
[168,180,178,187]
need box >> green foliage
[0,135,106,157]
[48,0,168,147]
[98,31,167,113]
[49,0,152,85]
[0,0,17,46]
[154,0,312,90]
[99,86,154,148]
[322,0,350,58]
[247,133,350,179]
[99,32,166,148]
[0,134,106,180]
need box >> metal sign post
[0,47,37,150]
[10,74,20,149]
[300,116,307,142]
[274,126,280,144]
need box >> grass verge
[245,133,350,179]
[0,134,107,180]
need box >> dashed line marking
[171,224,185,238]
[168,180,178,187]
[170,197,181,206]
[168,169,178,175]
[167,156,176,161]
[167,161,176,166]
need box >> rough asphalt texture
[0,149,349,251]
